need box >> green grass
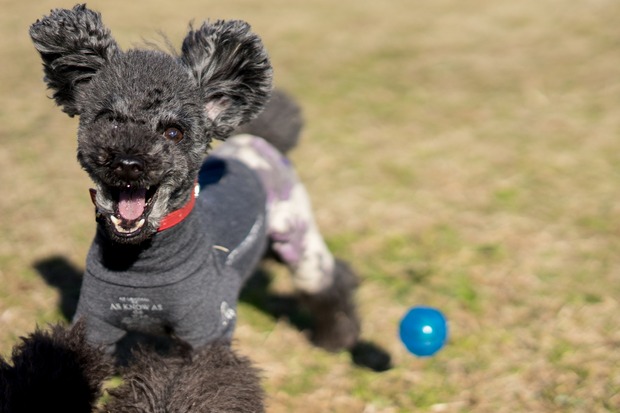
[2,0,620,411]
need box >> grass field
[1,0,620,411]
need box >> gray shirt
[74,156,268,350]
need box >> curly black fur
[108,342,264,412]
[29,4,120,117]
[0,323,264,413]
[182,20,273,141]
[0,321,112,413]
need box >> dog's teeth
[110,215,145,234]
[110,216,126,232]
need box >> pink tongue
[118,187,147,221]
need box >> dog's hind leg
[214,135,361,351]
[268,181,361,352]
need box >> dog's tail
[235,89,303,154]
[0,321,112,413]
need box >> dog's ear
[29,4,120,117]
[181,20,273,140]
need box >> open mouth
[92,185,159,238]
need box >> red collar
[157,184,198,232]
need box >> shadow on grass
[33,256,82,321]
[241,266,393,372]
[32,256,392,371]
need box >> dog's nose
[112,156,144,182]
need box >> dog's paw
[309,309,360,352]
[301,259,362,352]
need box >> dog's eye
[163,127,184,143]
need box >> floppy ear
[29,4,119,117]
[181,20,273,140]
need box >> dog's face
[30,5,272,244]
[75,51,209,243]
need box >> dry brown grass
[2,0,620,411]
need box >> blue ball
[399,306,448,356]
